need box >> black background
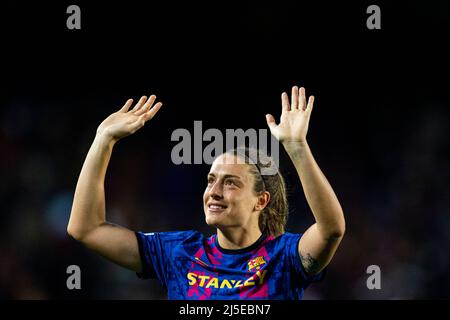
[1,1,449,300]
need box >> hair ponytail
[227,147,288,237]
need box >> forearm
[283,141,345,238]
[68,133,116,239]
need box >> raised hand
[266,86,314,144]
[96,95,163,142]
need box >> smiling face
[203,153,262,231]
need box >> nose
[208,181,223,199]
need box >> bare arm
[67,95,163,272]
[266,86,345,275]
[283,140,345,275]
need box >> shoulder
[136,230,204,246]
[258,232,303,254]
[270,232,302,244]
[137,230,204,244]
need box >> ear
[254,191,271,211]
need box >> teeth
[210,205,225,209]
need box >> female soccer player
[67,86,345,299]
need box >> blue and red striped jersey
[136,230,324,300]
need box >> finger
[291,86,299,109]
[135,95,156,116]
[119,99,133,112]
[265,114,277,130]
[299,87,307,110]
[132,96,148,112]
[143,102,163,121]
[306,95,315,112]
[281,92,290,111]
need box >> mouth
[207,203,228,213]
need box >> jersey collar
[214,233,267,254]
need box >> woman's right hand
[96,95,163,142]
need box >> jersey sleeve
[135,230,195,287]
[286,233,326,286]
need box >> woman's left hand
[266,86,315,144]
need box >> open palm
[266,86,314,144]
[97,95,163,142]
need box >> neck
[216,226,262,250]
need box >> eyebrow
[207,173,242,180]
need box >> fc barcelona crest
[247,256,267,272]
